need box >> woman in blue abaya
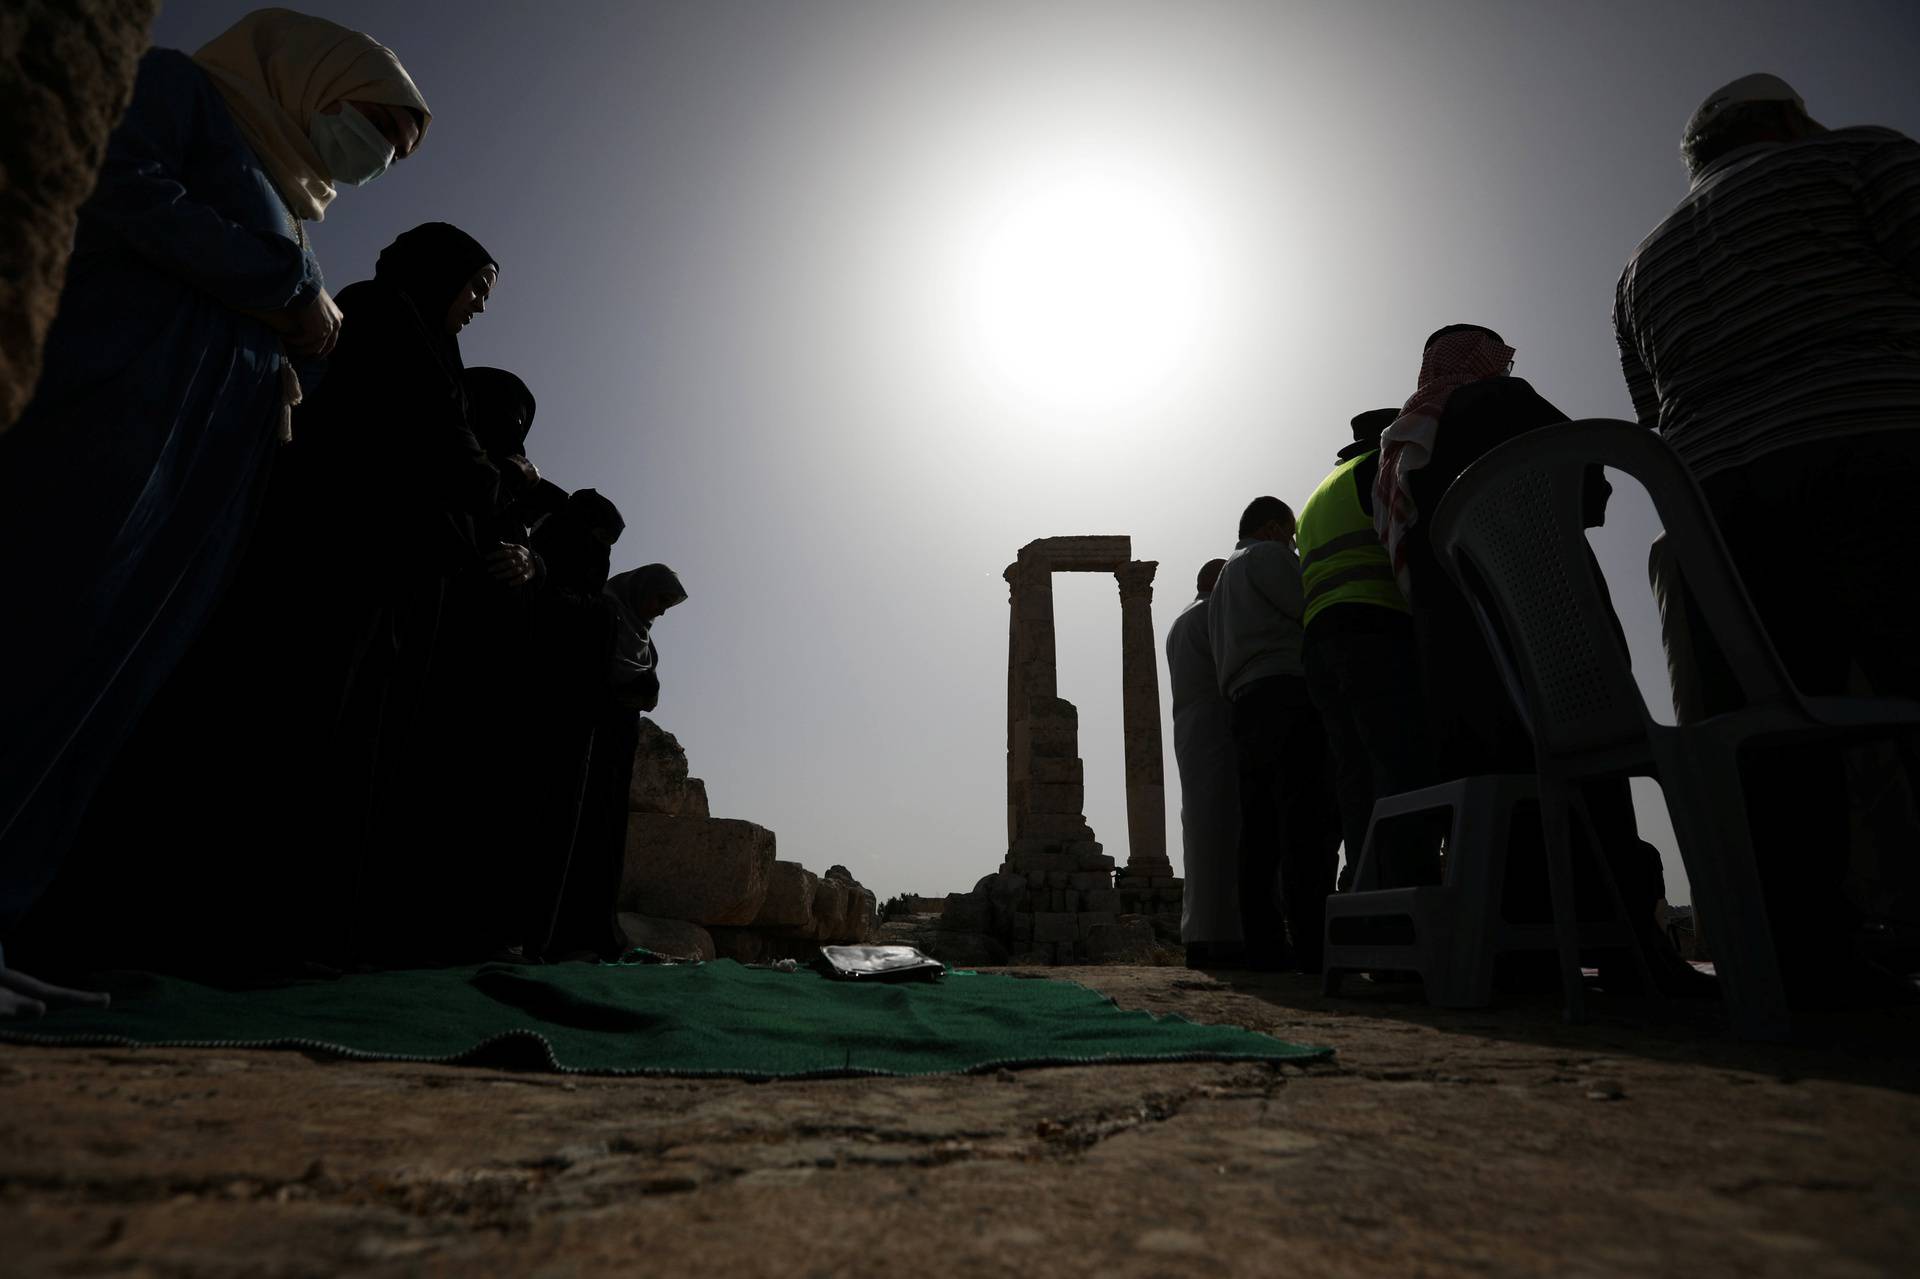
[0,10,429,1013]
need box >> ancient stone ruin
[937,537,1183,964]
[620,718,876,962]
[1,0,159,430]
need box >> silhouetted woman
[417,374,582,958]
[0,10,429,1010]
[548,562,690,958]
[489,490,632,958]
[259,221,512,964]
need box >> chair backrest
[1428,419,1800,760]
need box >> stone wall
[617,718,876,962]
[1,0,157,429]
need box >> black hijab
[463,367,536,458]
[374,222,496,363]
[532,488,626,593]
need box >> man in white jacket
[1166,558,1242,967]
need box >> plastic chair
[1427,419,1920,1041]
[1325,774,1546,1006]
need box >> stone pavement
[3,966,1916,1277]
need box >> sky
[153,0,1920,905]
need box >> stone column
[1006,551,1063,845]
[1013,548,1058,704]
[1116,561,1171,875]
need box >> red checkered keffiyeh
[1372,329,1517,596]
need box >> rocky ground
[4,957,1917,1278]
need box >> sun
[944,153,1220,415]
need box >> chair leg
[1569,788,1668,1010]
[1537,775,1587,1024]
[1664,748,1792,1041]
[1441,780,1508,1008]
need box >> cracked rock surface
[3,967,1917,1277]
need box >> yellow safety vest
[1298,451,1407,629]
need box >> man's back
[1166,598,1224,721]
[1615,125,1920,479]
[1207,540,1305,700]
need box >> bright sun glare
[947,154,1220,415]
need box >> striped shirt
[1614,126,1920,478]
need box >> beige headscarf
[192,8,430,222]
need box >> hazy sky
[153,1,1920,904]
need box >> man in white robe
[1166,559,1242,966]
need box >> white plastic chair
[1427,419,1920,1041]
[1324,774,1581,1007]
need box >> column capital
[1115,559,1158,601]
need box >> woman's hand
[1,965,111,1019]
[486,542,535,588]
[507,455,540,488]
[274,286,343,358]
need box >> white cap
[1685,74,1806,140]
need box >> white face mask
[310,104,395,186]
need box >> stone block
[1033,912,1078,944]
[1069,871,1111,891]
[1068,845,1114,870]
[1082,889,1122,915]
[1075,911,1118,939]
[810,878,851,940]
[612,912,715,962]
[1010,850,1074,875]
[0,0,160,428]
[1084,917,1157,964]
[627,718,711,817]
[1029,758,1083,785]
[750,861,818,932]
[1027,730,1079,760]
[1026,695,1079,723]
[1011,911,1034,941]
[975,870,1027,932]
[843,887,878,943]
[923,931,1006,968]
[939,891,990,934]
[706,927,771,964]
[622,814,774,925]
[1021,534,1131,570]
[1044,870,1072,888]
[1027,783,1084,814]
[1020,812,1094,839]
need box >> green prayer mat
[0,959,1330,1077]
